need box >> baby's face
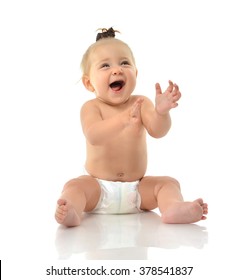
[86,40,137,105]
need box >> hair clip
[96,27,120,41]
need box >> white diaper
[90,178,143,214]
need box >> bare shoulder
[81,99,98,111]
[80,99,100,116]
[133,95,154,108]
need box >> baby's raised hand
[128,98,144,125]
[155,80,181,115]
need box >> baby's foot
[55,198,81,227]
[161,198,208,224]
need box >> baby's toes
[202,203,208,214]
[55,211,64,222]
[56,205,67,220]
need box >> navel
[117,172,125,178]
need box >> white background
[0,0,236,279]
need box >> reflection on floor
[55,211,208,260]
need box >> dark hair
[96,27,120,41]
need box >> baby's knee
[163,176,180,189]
[154,176,180,197]
[62,176,88,191]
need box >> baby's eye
[121,60,130,66]
[101,63,110,68]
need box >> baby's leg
[138,176,208,224]
[55,176,101,227]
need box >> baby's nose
[112,67,122,75]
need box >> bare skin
[55,39,208,226]
[56,199,81,227]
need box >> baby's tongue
[111,85,121,91]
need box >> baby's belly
[85,164,147,182]
[85,151,147,182]
[85,133,148,181]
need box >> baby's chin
[97,96,130,106]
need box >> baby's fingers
[130,98,144,118]
[166,80,174,93]
[174,83,179,90]
[172,83,182,100]
[133,97,144,108]
[155,83,162,95]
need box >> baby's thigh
[138,176,177,211]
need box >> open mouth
[109,80,125,91]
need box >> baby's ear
[82,75,95,92]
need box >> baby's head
[80,28,138,105]
[80,28,136,76]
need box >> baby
[55,28,208,227]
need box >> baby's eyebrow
[95,58,110,66]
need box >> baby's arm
[141,81,181,138]
[80,99,143,145]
